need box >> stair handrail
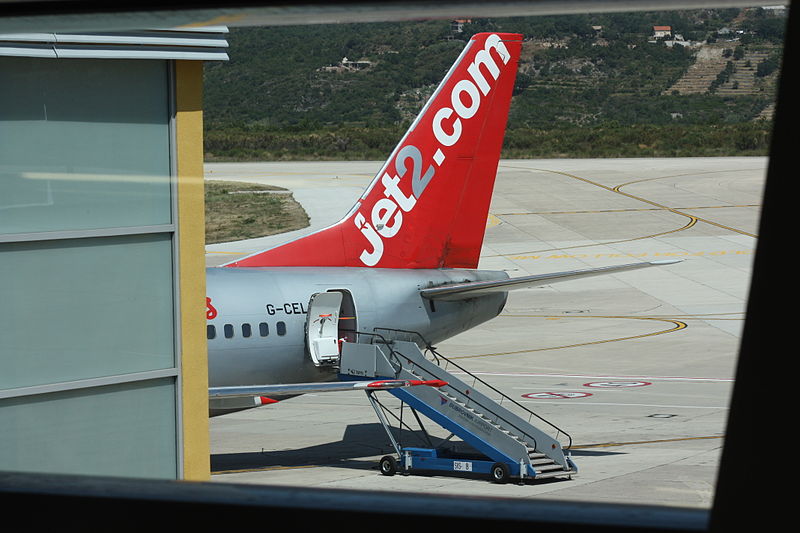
[371,327,441,364]
[372,327,573,451]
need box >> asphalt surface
[205,157,763,508]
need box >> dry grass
[205,181,309,244]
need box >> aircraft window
[276,321,286,336]
[206,325,216,340]
[259,322,269,337]
[223,324,234,339]
[242,323,251,337]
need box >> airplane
[205,32,678,415]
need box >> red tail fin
[226,33,523,269]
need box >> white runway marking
[457,371,734,383]
[518,400,729,409]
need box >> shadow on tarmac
[211,422,599,487]
[212,422,468,472]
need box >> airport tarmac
[205,157,764,509]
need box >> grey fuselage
[206,267,509,388]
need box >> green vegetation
[205,124,404,161]
[709,61,736,93]
[204,121,772,161]
[204,7,785,160]
[756,49,782,77]
[205,181,309,243]
[503,122,772,158]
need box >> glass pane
[0,378,177,479]
[0,57,171,235]
[0,233,175,390]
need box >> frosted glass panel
[0,57,172,234]
[0,233,175,390]
[0,378,177,478]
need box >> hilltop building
[451,19,472,33]
[652,25,672,38]
[320,56,372,72]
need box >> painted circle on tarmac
[583,381,652,388]
[522,391,592,400]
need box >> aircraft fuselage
[206,266,508,389]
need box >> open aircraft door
[306,291,343,367]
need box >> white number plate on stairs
[453,461,473,472]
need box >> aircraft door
[329,289,357,344]
[306,291,343,367]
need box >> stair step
[536,463,564,471]
[533,469,573,480]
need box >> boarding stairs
[338,331,577,482]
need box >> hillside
[203,7,786,160]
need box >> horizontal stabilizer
[209,378,447,400]
[420,260,681,301]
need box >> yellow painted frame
[174,60,210,480]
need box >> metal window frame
[0,28,229,60]
[167,58,183,480]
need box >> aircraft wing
[420,260,680,301]
[209,378,447,406]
